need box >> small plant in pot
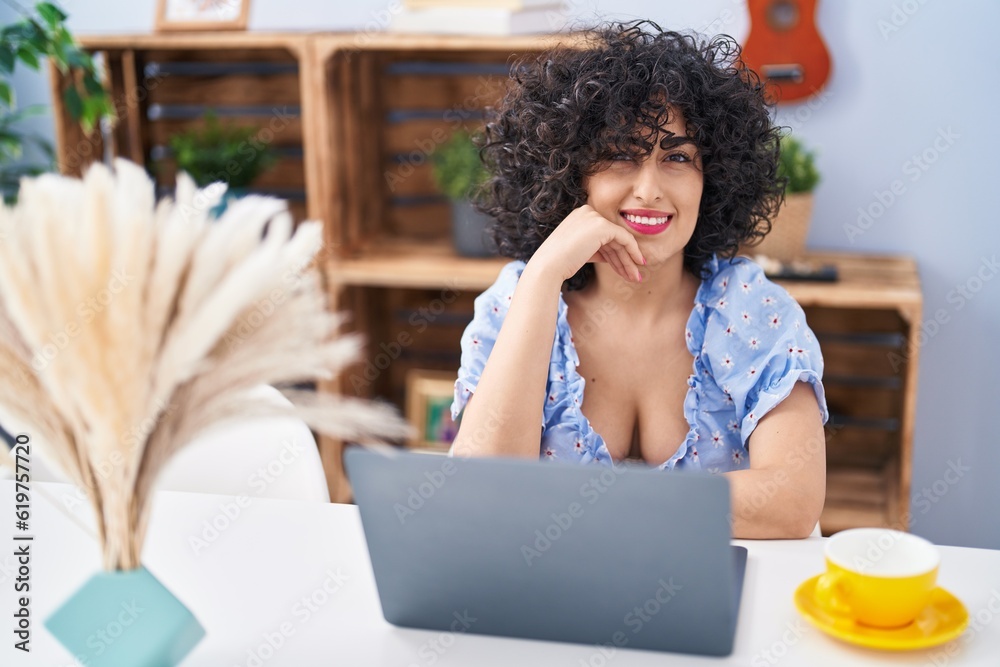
[746,134,820,262]
[168,110,277,213]
[431,129,498,258]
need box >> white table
[3,480,999,666]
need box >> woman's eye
[665,152,692,163]
[610,153,632,162]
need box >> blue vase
[45,566,204,667]
[209,188,244,218]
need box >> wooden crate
[314,33,574,500]
[50,33,323,224]
[312,32,574,261]
[779,252,922,535]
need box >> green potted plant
[430,129,497,257]
[0,1,114,202]
[168,110,276,212]
[749,133,820,262]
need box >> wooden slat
[299,35,327,228]
[822,463,902,535]
[897,302,922,525]
[824,383,901,421]
[826,425,896,467]
[148,71,301,106]
[382,72,509,111]
[803,307,906,335]
[386,201,451,237]
[338,52,366,251]
[383,159,439,197]
[142,48,298,64]
[825,467,885,506]
[383,289,476,353]
[360,52,388,246]
[318,282,353,504]
[819,339,904,379]
[328,238,508,291]
[120,50,145,164]
[779,253,921,313]
[821,504,890,536]
[383,117,485,155]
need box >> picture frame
[155,0,251,32]
[405,369,460,453]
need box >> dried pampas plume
[0,159,413,570]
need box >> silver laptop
[344,445,747,657]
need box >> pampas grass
[0,159,413,570]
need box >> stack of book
[391,0,567,36]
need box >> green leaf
[82,72,103,96]
[62,84,82,119]
[66,49,89,69]
[36,3,68,28]
[16,45,40,70]
[0,46,14,74]
[81,95,105,133]
[0,81,13,108]
[54,25,73,51]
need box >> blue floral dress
[450,255,828,472]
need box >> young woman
[449,21,828,539]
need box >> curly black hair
[475,19,785,289]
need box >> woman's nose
[632,161,664,203]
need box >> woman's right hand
[527,204,646,284]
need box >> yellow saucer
[794,575,969,651]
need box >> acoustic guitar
[741,0,832,103]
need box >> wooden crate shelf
[51,32,322,225]
[326,237,509,291]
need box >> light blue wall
[5,1,999,548]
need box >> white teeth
[624,213,670,226]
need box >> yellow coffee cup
[814,528,940,628]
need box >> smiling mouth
[620,211,673,235]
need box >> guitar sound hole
[767,0,800,31]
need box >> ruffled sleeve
[700,257,828,446]
[450,260,527,422]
